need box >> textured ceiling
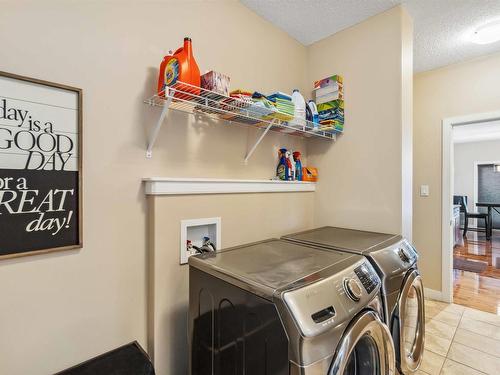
[240,0,500,72]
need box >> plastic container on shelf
[157,37,201,98]
[293,151,303,181]
[287,150,296,180]
[276,148,289,180]
[307,100,320,130]
[306,101,312,121]
[290,89,306,129]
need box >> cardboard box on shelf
[314,75,344,104]
[302,167,318,182]
[201,71,231,96]
[316,90,343,104]
[317,99,344,112]
[313,75,343,91]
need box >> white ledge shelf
[143,177,316,195]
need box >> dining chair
[460,196,491,240]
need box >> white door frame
[442,110,500,303]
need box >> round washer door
[329,310,395,375]
[393,269,425,374]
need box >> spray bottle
[277,148,288,180]
[293,151,303,181]
[287,150,295,180]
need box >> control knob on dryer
[343,278,362,302]
[398,248,410,263]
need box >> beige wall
[149,192,314,374]
[307,6,413,235]
[0,2,309,374]
[414,52,500,291]
[454,140,500,211]
[0,2,411,375]
[147,6,413,375]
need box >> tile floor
[417,298,500,374]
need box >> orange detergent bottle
[157,37,201,97]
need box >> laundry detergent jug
[157,37,201,97]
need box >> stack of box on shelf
[314,75,344,132]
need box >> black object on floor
[55,341,155,375]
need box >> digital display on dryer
[354,264,379,294]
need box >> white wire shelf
[144,81,340,160]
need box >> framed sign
[0,71,82,259]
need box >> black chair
[459,196,490,240]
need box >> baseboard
[424,288,446,302]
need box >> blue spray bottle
[277,148,288,180]
[293,151,303,181]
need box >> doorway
[442,111,500,313]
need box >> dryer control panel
[368,239,419,294]
[282,259,381,338]
[354,263,379,294]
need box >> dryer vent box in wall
[180,217,221,265]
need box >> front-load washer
[282,227,425,375]
[188,238,395,375]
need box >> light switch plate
[420,185,430,197]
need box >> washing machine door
[393,269,425,374]
[329,310,395,375]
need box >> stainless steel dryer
[188,239,395,375]
[282,227,425,375]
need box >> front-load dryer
[282,227,425,375]
[188,238,395,375]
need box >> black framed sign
[0,71,82,259]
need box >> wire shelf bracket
[146,95,172,158]
[144,82,340,160]
[244,119,275,164]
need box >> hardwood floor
[453,230,500,315]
